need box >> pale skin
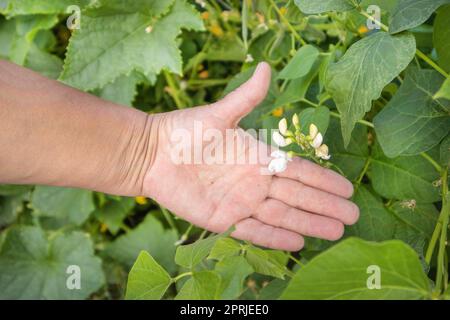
[0,60,359,251]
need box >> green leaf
[0,185,31,196]
[370,144,441,202]
[59,0,204,90]
[245,246,286,279]
[326,119,369,181]
[434,4,450,72]
[1,0,90,16]
[434,77,450,100]
[94,197,135,234]
[175,231,231,269]
[31,186,95,226]
[390,0,450,34]
[0,194,27,227]
[104,214,178,274]
[0,226,104,299]
[326,32,416,146]
[298,106,330,136]
[347,186,396,241]
[175,271,222,300]
[125,251,172,300]
[215,256,253,299]
[280,238,431,299]
[374,68,450,157]
[259,278,289,300]
[25,43,63,79]
[277,45,319,80]
[208,238,242,261]
[97,72,141,107]
[294,0,360,14]
[394,202,439,238]
[440,135,450,167]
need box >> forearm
[0,60,157,196]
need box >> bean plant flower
[269,114,331,173]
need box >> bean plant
[0,0,449,300]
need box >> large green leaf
[326,119,369,181]
[1,0,90,16]
[326,32,416,146]
[104,214,178,274]
[175,271,222,300]
[370,145,441,202]
[30,186,95,226]
[0,194,27,227]
[215,256,253,299]
[294,0,359,14]
[277,45,319,80]
[440,135,450,167]
[125,251,172,300]
[280,238,431,299]
[94,197,135,234]
[390,0,450,34]
[0,226,104,299]
[434,4,450,73]
[347,186,396,241]
[244,246,287,279]
[208,238,242,261]
[59,0,204,90]
[96,72,141,107]
[434,77,450,100]
[298,106,330,136]
[374,68,450,157]
[175,231,230,269]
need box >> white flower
[278,118,288,135]
[309,123,319,139]
[310,132,323,149]
[292,113,299,127]
[315,144,331,160]
[268,150,292,173]
[272,131,291,147]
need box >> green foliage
[281,238,431,299]
[125,251,172,300]
[326,31,416,146]
[389,0,450,34]
[374,68,450,157]
[0,226,104,299]
[1,0,450,300]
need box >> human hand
[143,62,359,251]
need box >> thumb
[213,62,271,126]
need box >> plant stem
[160,206,177,231]
[172,272,193,283]
[420,152,443,173]
[163,71,184,109]
[269,0,307,46]
[288,253,304,267]
[355,157,371,186]
[301,98,375,128]
[435,167,449,294]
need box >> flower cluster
[268,114,331,174]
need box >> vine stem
[358,9,450,78]
[163,71,184,109]
[420,152,443,173]
[269,0,307,46]
[288,253,305,267]
[172,272,193,282]
[434,167,449,294]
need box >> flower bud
[309,123,319,139]
[278,118,288,136]
[311,133,323,149]
[292,113,300,127]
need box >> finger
[276,157,354,199]
[232,217,304,251]
[212,62,271,126]
[269,177,360,225]
[254,199,345,241]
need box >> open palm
[143,63,359,251]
